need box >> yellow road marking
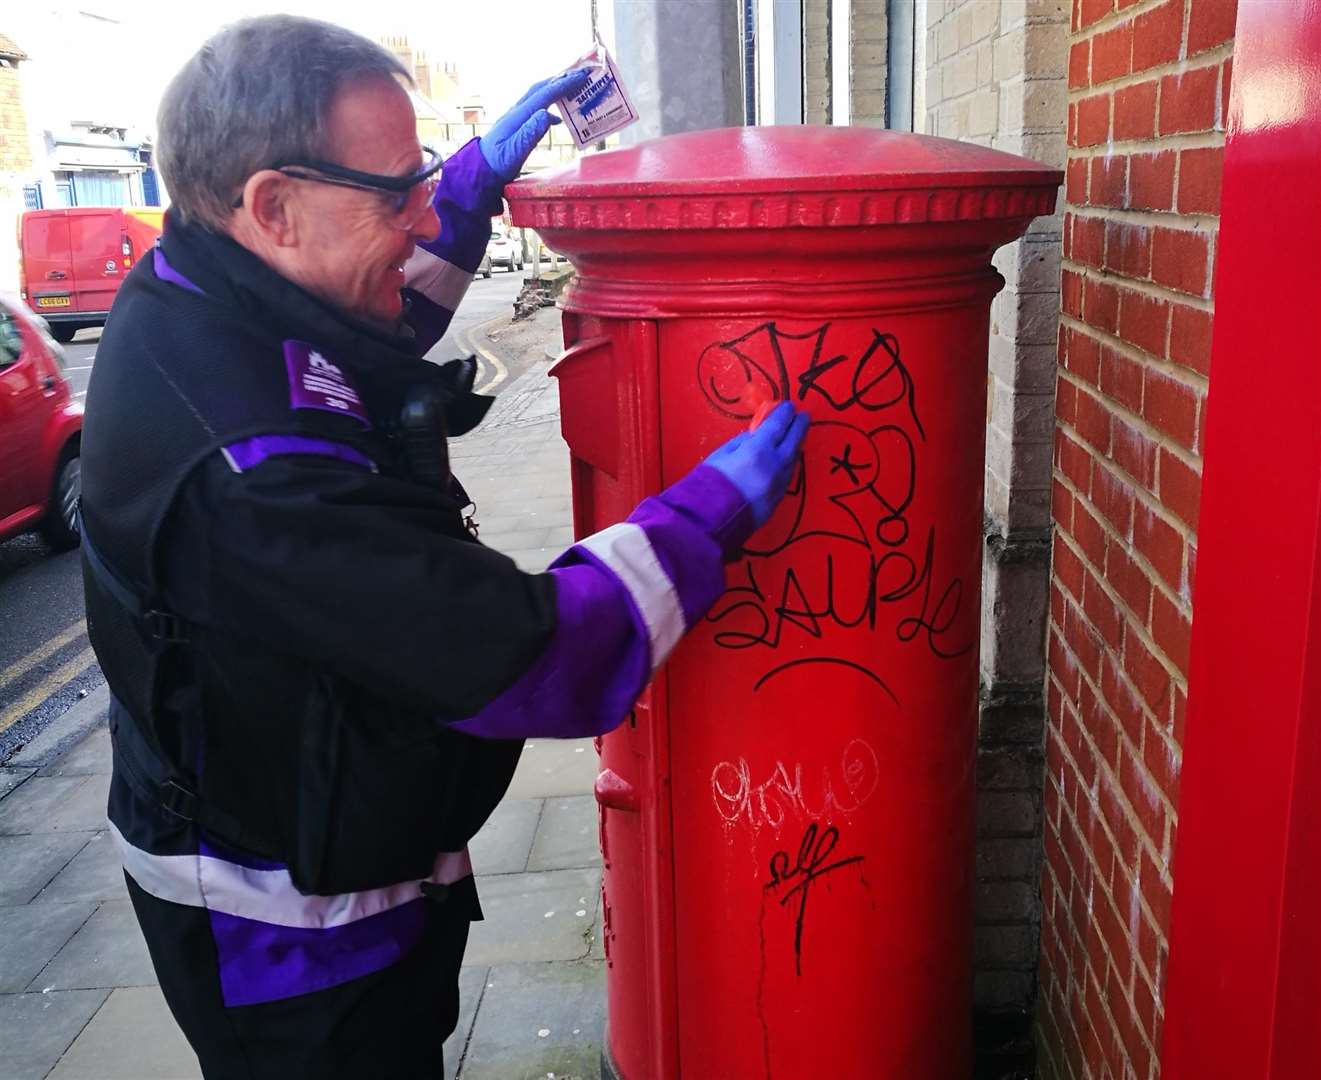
[0,619,88,693]
[0,646,98,736]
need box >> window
[0,313,24,368]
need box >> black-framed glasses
[232,145,444,230]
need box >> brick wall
[1036,0,1234,1075]
[0,61,33,173]
[921,0,1069,1019]
[850,0,888,125]
[804,0,832,123]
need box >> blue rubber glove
[704,402,812,528]
[480,71,592,181]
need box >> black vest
[82,218,521,895]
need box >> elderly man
[79,14,806,1079]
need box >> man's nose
[413,206,441,244]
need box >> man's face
[284,75,440,328]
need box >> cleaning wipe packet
[554,43,639,149]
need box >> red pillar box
[507,127,1060,1080]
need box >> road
[0,266,530,762]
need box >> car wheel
[50,324,78,344]
[40,446,81,551]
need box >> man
[80,14,808,1079]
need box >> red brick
[1112,419,1158,490]
[1092,22,1133,84]
[1222,57,1233,125]
[1169,302,1215,376]
[1074,498,1109,569]
[1104,220,1151,278]
[1094,465,1135,536]
[1080,0,1115,29]
[1090,155,1128,208]
[1151,227,1211,296]
[1051,626,1083,703]
[1118,289,1169,357]
[1140,850,1173,931]
[1178,145,1224,215]
[1129,151,1176,211]
[1159,66,1220,134]
[1084,278,1120,335]
[1133,503,1184,591]
[1151,588,1192,675]
[1068,101,1078,147]
[1053,475,1075,531]
[1097,765,1140,866]
[1062,267,1085,318]
[1078,93,1112,147]
[1113,80,1158,142]
[1159,448,1201,529]
[1188,0,1238,55]
[1068,326,1103,384]
[1099,346,1143,413]
[1067,600,1104,684]
[1131,0,1183,73]
[1073,213,1106,269]
[1056,533,1087,600]
[1120,747,1169,853]
[1083,567,1124,648]
[1172,686,1188,744]
[1076,386,1113,453]
[1123,631,1170,714]
[1066,155,1089,204]
[1058,428,1093,493]
[1107,541,1152,621]
[1070,39,1092,90]
[1143,368,1199,449]
[1057,372,1080,427]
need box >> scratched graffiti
[711,738,880,833]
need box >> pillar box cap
[506,126,1062,317]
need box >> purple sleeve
[404,138,506,353]
[452,465,755,740]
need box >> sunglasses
[232,146,444,230]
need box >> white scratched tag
[555,44,639,149]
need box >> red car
[0,294,82,549]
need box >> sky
[7,0,608,135]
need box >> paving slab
[468,868,600,967]
[457,960,605,1080]
[34,830,128,906]
[443,964,489,1080]
[0,767,35,800]
[45,985,201,1079]
[38,724,111,777]
[0,833,93,905]
[469,797,543,876]
[506,739,599,800]
[0,989,110,1080]
[528,796,600,873]
[35,899,156,991]
[0,773,108,836]
[0,901,95,992]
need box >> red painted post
[1160,4,1321,1077]
[508,128,1059,1078]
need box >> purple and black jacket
[81,138,755,1009]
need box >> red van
[19,207,164,343]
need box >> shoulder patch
[283,340,370,428]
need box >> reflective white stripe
[577,522,685,672]
[403,247,473,312]
[109,821,472,930]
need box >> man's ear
[239,170,299,247]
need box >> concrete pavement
[0,304,608,1080]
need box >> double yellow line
[0,619,97,736]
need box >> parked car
[0,294,82,549]
[19,207,164,343]
[486,229,524,272]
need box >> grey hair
[157,15,411,231]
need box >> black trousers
[126,874,471,1079]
